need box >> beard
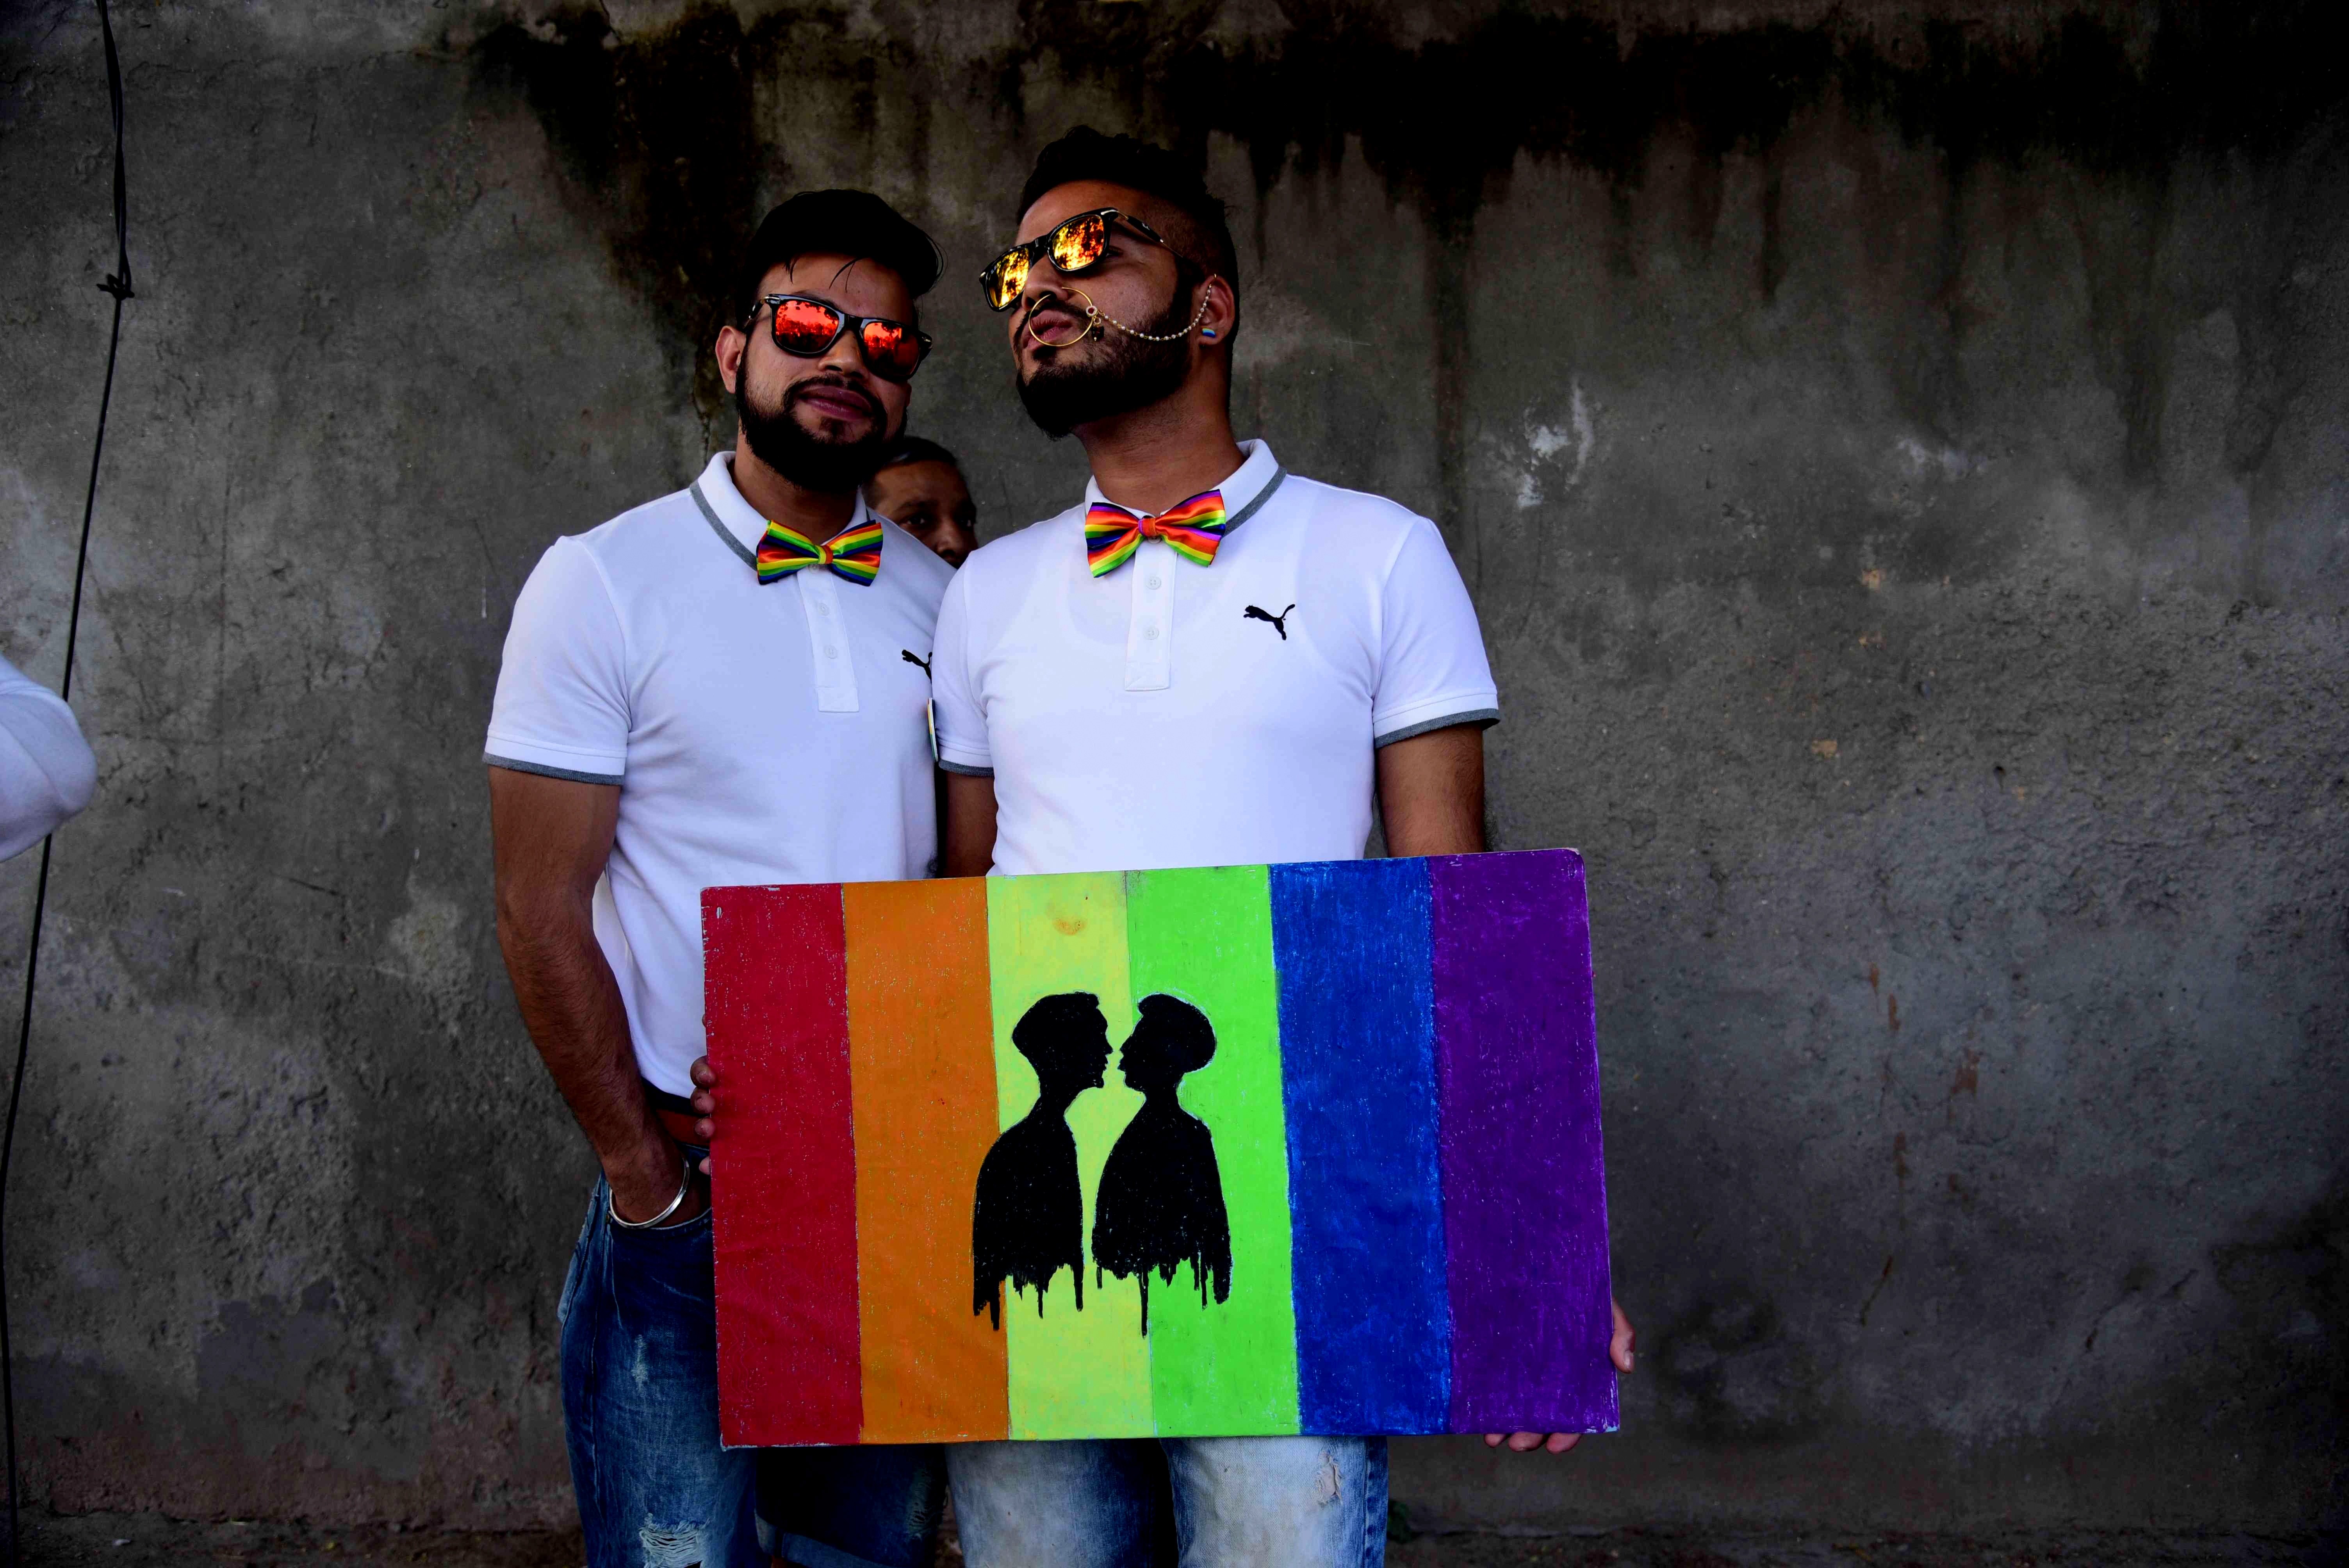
[1015,289,1194,439]
[735,367,897,494]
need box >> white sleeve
[0,652,98,862]
[484,538,631,783]
[1371,516,1501,746]
[929,568,992,776]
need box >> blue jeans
[559,1160,944,1568]
[946,1436,1388,1568]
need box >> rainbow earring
[1201,328,1218,339]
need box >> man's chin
[1016,374,1118,440]
[742,422,893,494]
[1019,337,1104,376]
[790,408,881,445]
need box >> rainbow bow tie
[1084,490,1231,577]
[756,517,883,586]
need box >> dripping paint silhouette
[1092,994,1232,1335]
[971,992,1111,1329]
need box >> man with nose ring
[943,128,1634,1566]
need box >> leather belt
[645,1080,701,1147]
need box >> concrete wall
[2,0,2342,1534]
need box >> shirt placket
[1125,537,1174,691]
[798,567,861,713]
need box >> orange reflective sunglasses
[979,208,1176,311]
[752,294,932,382]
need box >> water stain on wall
[465,1,2348,557]
[470,7,760,435]
[1652,1285,1827,1442]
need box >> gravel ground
[13,1510,2335,1568]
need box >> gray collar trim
[1223,465,1288,533]
[692,480,757,570]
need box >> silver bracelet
[608,1157,696,1231]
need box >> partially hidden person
[693,129,1638,1568]
[864,433,975,852]
[0,648,96,862]
[485,191,953,1568]
[866,435,979,567]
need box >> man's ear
[715,323,747,395]
[1194,274,1237,347]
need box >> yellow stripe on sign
[983,872,1153,1440]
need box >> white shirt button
[824,646,839,659]
[1143,623,1160,641]
[1147,574,1163,589]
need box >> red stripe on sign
[705,883,862,1445]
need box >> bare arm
[1375,724,1487,856]
[1380,723,1638,1452]
[941,770,1000,877]
[490,766,702,1224]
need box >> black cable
[2,2,132,1559]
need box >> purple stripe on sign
[1430,850,1618,1434]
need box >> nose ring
[1026,287,1102,349]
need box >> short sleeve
[929,569,993,776]
[1371,517,1501,746]
[0,653,97,862]
[484,538,631,783]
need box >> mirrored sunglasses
[979,208,1173,311]
[756,294,932,382]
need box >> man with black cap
[485,191,951,1568]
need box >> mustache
[784,375,882,420]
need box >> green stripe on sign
[1120,864,1301,1436]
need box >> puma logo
[902,649,932,676]
[1242,604,1296,641]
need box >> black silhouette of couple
[971,991,1232,1336]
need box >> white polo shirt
[485,451,954,1093]
[930,440,1498,876]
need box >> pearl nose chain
[1025,283,1219,348]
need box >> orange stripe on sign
[843,878,1009,1441]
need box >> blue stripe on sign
[1271,858,1452,1434]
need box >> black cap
[878,435,962,472]
[740,190,943,312]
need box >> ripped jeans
[559,1159,944,1568]
[947,1436,1387,1567]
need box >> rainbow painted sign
[704,849,1615,1446]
